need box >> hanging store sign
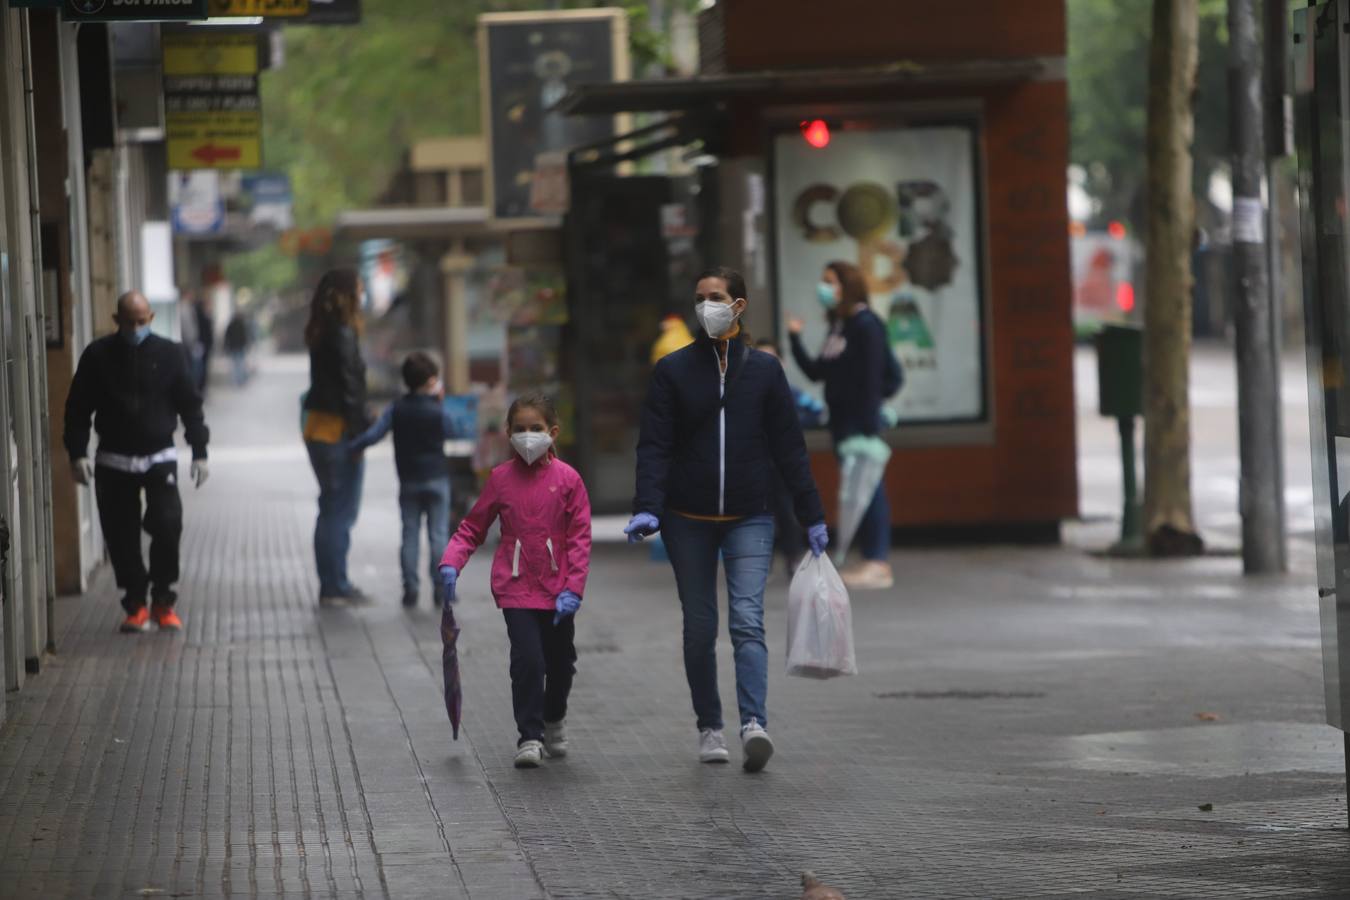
[479,10,629,221]
[207,0,307,16]
[63,0,208,21]
[170,171,226,235]
[166,109,261,170]
[293,0,357,23]
[241,172,293,230]
[162,32,261,170]
[162,31,258,76]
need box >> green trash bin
[1095,324,1143,550]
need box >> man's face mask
[121,323,152,346]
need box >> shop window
[772,121,989,427]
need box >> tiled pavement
[2,353,1350,898]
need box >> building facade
[561,0,1078,532]
[0,7,178,723]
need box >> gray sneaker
[740,719,774,773]
[319,587,375,609]
[543,720,568,758]
[341,587,376,606]
[514,740,544,768]
[698,728,730,764]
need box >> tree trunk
[1143,0,1205,556]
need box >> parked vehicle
[1071,227,1142,339]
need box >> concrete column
[440,240,473,394]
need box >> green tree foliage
[259,0,491,227]
[1069,0,1229,226]
[235,1,693,294]
[223,242,299,299]
[259,0,696,228]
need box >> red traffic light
[800,119,831,149]
[1116,281,1135,312]
[1107,220,1127,240]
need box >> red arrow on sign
[191,144,243,165]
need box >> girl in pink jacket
[438,394,592,768]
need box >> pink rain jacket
[441,456,592,610]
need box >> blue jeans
[307,441,365,598]
[229,350,248,386]
[662,513,775,731]
[399,477,450,598]
[858,482,891,562]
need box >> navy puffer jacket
[634,334,825,527]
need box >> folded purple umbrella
[440,603,462,740]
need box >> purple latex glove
[554,590,581,626]
[624,512,660,543]
[439,565,459,604]
[808,523,829,557]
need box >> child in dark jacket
[348,352,460,607]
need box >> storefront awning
[556,58,1048,116]
[335,206,490,241]
[334,206,561,241]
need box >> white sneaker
[740,719,774,773]
[842,561,894,591]
[543,720,568,758]
[514,740,544,768]
[698,728,730,764]
[837,561,868,580]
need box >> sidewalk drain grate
[874,690,1046,700]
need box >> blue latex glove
[624,512,660,543]
[554,590,581,626]
[808,523,829,558]
[439,565,459,604]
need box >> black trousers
[94,463,182,611]
[501,609,576,745]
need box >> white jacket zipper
[716,345,727,516]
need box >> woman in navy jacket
[789,260,895,591]
[627,267,828,774]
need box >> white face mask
[695,300,740,339]
[510,431,553,465]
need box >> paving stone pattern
[1,356,1350,898]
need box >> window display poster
[773,126,986,424]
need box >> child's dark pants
[501,609,577,746]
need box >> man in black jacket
[64,291,211,633]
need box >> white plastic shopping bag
[786,553,858,678]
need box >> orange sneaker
[151,604,182,631]
[120,607,152,633]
